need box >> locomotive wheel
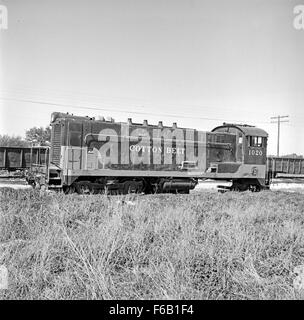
[123,181,143,194]
[124,181,137,194]
[75,182,93,194]
[63,185,76,194]
[249,184,261,192]
[231,182,249,192]
[80,185,92,194]
[231,181,262,192]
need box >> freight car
[0,146,49,171]
[267,157,304,179]
[25,112,270,194]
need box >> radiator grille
[51,124,61,166]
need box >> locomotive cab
[245,135,267,165]
[210,123,269,191]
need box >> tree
[0,134,30,147]
[25,126,51,146]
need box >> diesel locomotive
[24,112,269,194]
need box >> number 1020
[249,149,263,156]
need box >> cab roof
[212,123,268,138]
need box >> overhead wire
[0,95,271,125]
[0,86,274,120]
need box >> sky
[0,0,304,156]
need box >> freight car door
[245,136,266,165]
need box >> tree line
[0,126,51,147]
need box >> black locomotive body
[31,112,269,194]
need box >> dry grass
[0,188,304,300]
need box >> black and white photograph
[0,0,304,304]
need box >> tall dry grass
[0,188,303,300]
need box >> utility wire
[0,96,271,125]
[0,87,273,118]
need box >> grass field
[1,188,304,300]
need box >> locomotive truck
[16,111,269,194]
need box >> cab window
[249,136,263,147]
